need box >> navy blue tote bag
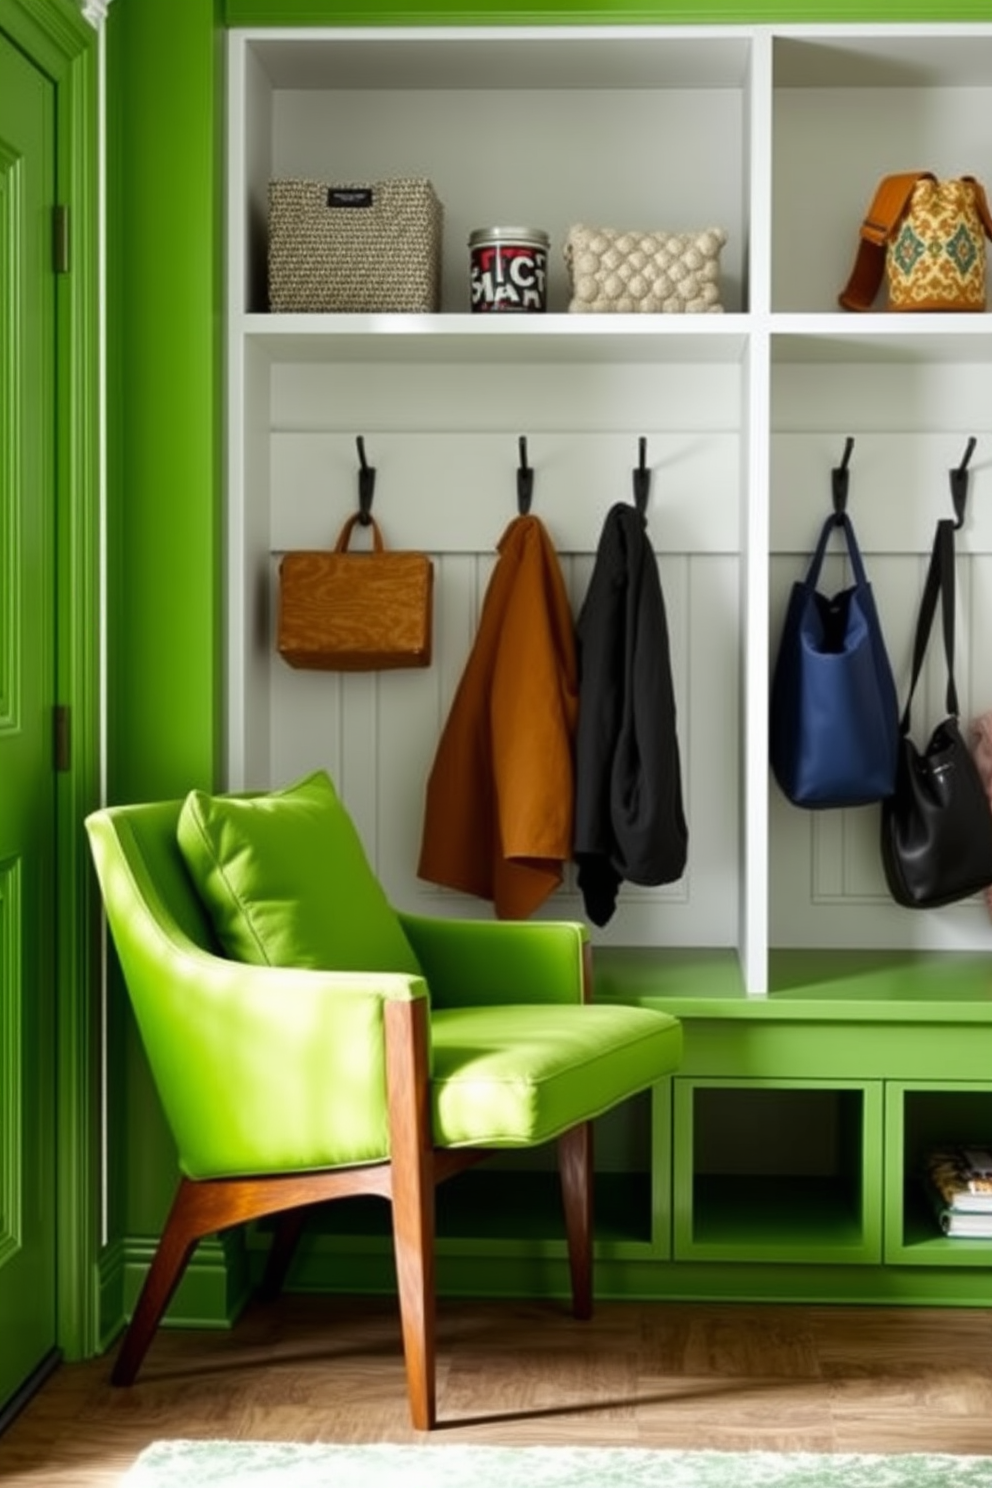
[770,511,899,809]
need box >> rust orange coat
[417,514,578,919]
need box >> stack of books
[921,1146,992,1238]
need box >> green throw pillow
[177,770,422,975]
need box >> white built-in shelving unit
[225,23,992,999]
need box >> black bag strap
[803,511,871,593]
[900,518,958,735]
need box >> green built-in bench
[137,947,992,1327]
[591,947,992,1307]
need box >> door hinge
[53,705,71,773]
[52,206,69,275]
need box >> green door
[0,29,59,1410]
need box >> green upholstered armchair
[85,771,682,1430]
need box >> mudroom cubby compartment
[885,1082,992,1266]
[673,1079,883,1264]
[426,1086,663,1254]
[771,31,992,314]
[767,340,992,958]
[228,28,752,318]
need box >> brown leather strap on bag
[335,512,385,552]
[838,171,934,312]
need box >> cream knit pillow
[564,224,727,313]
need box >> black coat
[573,502,688,926]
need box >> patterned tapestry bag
[838,172,992,312]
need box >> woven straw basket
[268,177,443,313]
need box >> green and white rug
[120,1441,992,1487]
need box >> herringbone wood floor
[4,1295,992,1485]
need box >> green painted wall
[107,0,222,811]
[105,0,224,1331]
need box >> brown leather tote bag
[278,513,433,671]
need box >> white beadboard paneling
[376,667,447,906]
[769,771,992,950]
[684,553,742,945]
[810,806,888,904]
[339,673,380,851]
[268,628,344,787]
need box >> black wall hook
[517,436,534,515]
[356,436,375,525]
[632,436,651,517]
[831,436,855,522]
[950,436,977,530]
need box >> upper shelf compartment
[771,27,992,314]
[229,27,754,320]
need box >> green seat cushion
[176,770,421,976]
[429,1002,682,1147]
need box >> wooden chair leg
[385,998,437,1431]
[113,1167,396,1389]
[558,1121,594,1320]
[258,1207,311,1300]
[111,1177,208,1385]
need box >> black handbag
[880,518,992,909]
[770,510,899,808]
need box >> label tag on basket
[327,187,373,209]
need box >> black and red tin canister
[468,226,550,313]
